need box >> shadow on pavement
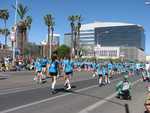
[69,91,130,113]
[54,85,77,94]
[0,77,8,80]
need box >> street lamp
[10,26,16,65]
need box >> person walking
[47,54,59,94]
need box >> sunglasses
[145,103,150,106]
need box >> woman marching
[47,54,60,94]
[96,63,103,86]
[63,55,74,90]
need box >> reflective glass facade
[95,25,145,51]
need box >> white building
[83,46,145,62]
[42,33,60,46]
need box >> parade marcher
[41,56,48,80]
[92,61,97,78]
[96,63,104,86]
[63,56,74,90]
[34,58,43,83]
[47,54,59,94]
[108,62,113,78]
[105,64,110,84]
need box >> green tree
[0,28,10,38]
[0,9,9,46]
[3,28,10,41]
[44,14,55,58]
[13,3,28,20]
[57,45,70,58]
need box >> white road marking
[78,79,140,113]
[0,78,122,113]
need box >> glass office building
[95,25,145,51]
[65,21,145,51]
[64,22,145,61]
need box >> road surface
[0,71,147,113]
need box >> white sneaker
[66,86,71,90]
[108,80,111,84]
[33,76,37,81]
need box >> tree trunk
[71,26,74,58]
[74,31,77,56]
[51,27,54,52]
[77,29,80,56]
[4,20,7,46]
[47,27,51,58]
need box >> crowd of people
[0,56,35,72]
[32,53,150,95]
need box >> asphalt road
[0,71,93,90]
[0,73,147,113]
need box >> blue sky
[0,0,150,54]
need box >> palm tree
[0,9,9,46]
[13,3,28,20]
[3,28,10,40]
[13,3,32,55]
[44,14,54,58]
[68,15,82,57]
[76,15,82,56]
[68,15,76,57]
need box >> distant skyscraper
[64,33,71,47]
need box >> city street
[0,0,150,113]
[0,71,147,113]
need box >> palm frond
[25,16,32,30]
[44,14,54,27]
[0,9,9,20]
[17,3,28,20]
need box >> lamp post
[10,27,16,65]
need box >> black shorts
[49,72,57,76]
[65,71,73,75]
[98,74,103,77]
[37,71,42,73]
[42,65,46,68]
